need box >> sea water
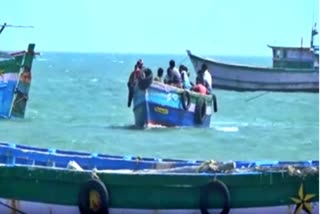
[0,52,318,161]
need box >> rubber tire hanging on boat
[138,68,153,90]
[181,90,191,110]
[194,97,207,124]
[78,178,109,214]
[200,179,231,214]
[212,94,218,112]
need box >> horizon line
[30,50,272,58]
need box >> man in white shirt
[202,64,212,88]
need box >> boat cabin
[268,25,319,69]
[268,46,318,69]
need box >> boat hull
[0,56,23,118]
[0,199,318,214]
[132,82,213,128]
[0,166,318,214]
[187,50,319,92]
[0,44,36,118]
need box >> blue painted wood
[0,141,201,170]
[132,82,213,128]
[0,141,318,173]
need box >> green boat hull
[0,166,318,214]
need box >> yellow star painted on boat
[290,183,316,214]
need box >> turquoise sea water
[0,52,318,161]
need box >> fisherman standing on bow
[127,59,144,107]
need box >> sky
[0,0,318,56]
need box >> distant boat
[0,142,318,214]
[0,23,37,118]
[129,70,218,128]
[187,26,319,92]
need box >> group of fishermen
[153,59,212,95]
[127,59,212,107]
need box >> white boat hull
[187,50,319,92]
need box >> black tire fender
[212,94,218,112]
[194,97,207,124]
[181,90,191,110]
[78,178,109,214]
[200,179,231,214]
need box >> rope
[0,24,34,28]
[91,169,100,180]
[0,200,27,214]
[245,91,269,102]
[177,56,188,66]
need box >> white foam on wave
[36,58,48,61]
[146,124,168,129]
[90,78,99,82]
[213,126,239,132]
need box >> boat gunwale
[147,82,213,100]
[1,141,318,168]
[0,164,318,178]
[187,50,319,73]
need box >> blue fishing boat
[131,77,218,128]
[0,141,202,170]
[1,141,317,172]
[0,22,37,118]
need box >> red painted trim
[10,51,40,57]
[10,51,26,56]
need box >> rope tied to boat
[197,160,236,173]
[91,168,100,180]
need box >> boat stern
[132,82,214,128]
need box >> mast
[0,23,6,34]
[311,23,318,48]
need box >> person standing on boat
[128,59,144,85]
[192,64,212,95]
[154,67,164,83]
[164,60,182,88]
[201,64,212,90]
[179,65,192,89]
[127,59,144,107]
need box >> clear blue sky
[0,0,318,56]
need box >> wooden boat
[0,23,37,118]
[0,43,36,118]
[0,141,202,170]
[0,151,318,214]
[130,73,218,128]
[3,141,312,172]
[187,27,319,92]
